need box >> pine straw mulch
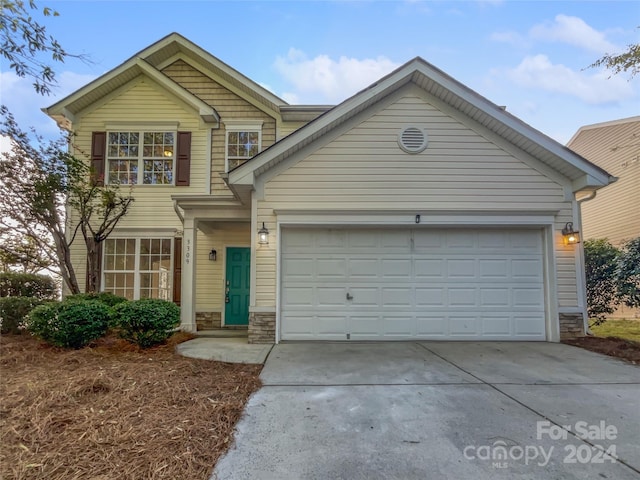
[562,336,640,365]
[0,333,262,480]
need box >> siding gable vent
[398,126,428,153]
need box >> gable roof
[43,32,286,128]
[229,57,615,193]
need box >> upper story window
[107,131,175,185]
[225,121,263,171]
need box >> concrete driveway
[213,342,640,479]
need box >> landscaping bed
[0,333,262,479]
[563,335,640,364]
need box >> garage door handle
[346,293,353,300]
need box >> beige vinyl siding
[568,119,640,246]
[278,121,307,140]
[255,93,578,308]
[72,77,205,230]
[162,60,277,195]
[195,223,250,310]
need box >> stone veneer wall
[196,312,221,330]
[248,312,276,344]
[559,313,584,339]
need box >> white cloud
[489,30,528,48]
[274,49,401,104]
[505,54,635,105]
[529,14,619,54]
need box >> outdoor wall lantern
[562,222,580,245]
[209,249,217,261]
[258,222,269,245]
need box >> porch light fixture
[562,222,580,245]
[258,222,269,245]
[209,249,217,261]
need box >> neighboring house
[567,116,640,319]
[44,33,614,344]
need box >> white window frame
[224,120,263,172]
[106,130,177,186]
[102,237,174,300]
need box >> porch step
[196,328,248,338]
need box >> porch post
[180,216,197,332]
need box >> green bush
[0,296,42,334]
[67,291,128,307]
[0,272,57,300]
[26,300,110,348]
[111,299,180,348]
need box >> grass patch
[1,333,262,479]
[590,319,640,342]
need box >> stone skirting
[559,313,584,339]
[196,311,221,330]
[248,312,276,344]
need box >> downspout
[576,190,597,335]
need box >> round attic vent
[398,126,428,153]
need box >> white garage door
[280,228,546,341]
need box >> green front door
[224,247,250,326]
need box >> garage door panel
[316,315,348,336]
[479,259,509,278]
[350,287,380,306]
[350,315,382,337]
[415,259,445,278]
[381,259,412,278]
[416,315,447,335]
[514,314,546,336]
[447,259,476,279]
[416,287,445,306]
[381,316,414,336]
[513,288,544,306]
[511,259,543,280]
[316,287,348,307]
[480,288,510,306]
[281,286,314,306]
[349,258,380,278]
[449,315,479,336]
[448,288,477,306]
[282,257,315,279]
[481,315,512,336]
[281,228,546,341]
[317,258,347,278]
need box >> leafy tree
[0,0,87,95]
[588,28,640,78]
[616,237,640,308]
[584,239,620,325]
[0,231,54,273]
[0,106,133,294]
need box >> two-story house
[44,33,614,343]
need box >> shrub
[0,296,42,334]
[26,300,110,348]
[0,272,57,300]
[111,299,180,348]
[67,291,128,307]
[584,239,620,325]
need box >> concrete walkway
[213,342,640,480]
[176,337,273,364]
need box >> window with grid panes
[103,238,172,300]
[226,130,260,170]
[107,132,175,185]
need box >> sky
[1,0,639,146]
